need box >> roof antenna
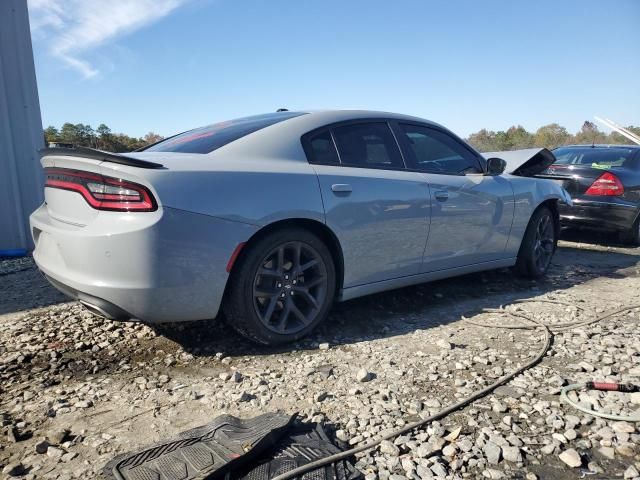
[276,108,289,112]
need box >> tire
[515,206,557,278]
[224,228,336,345]
[618,215,640,246]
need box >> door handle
[434,190,449,201]
[331,183,352,193]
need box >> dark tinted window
[145,112,305,154]
[399,124,481,174]
[552,147,637,168]
[332,122,404,169]
[307,131,340,165]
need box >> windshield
[552,147,636,168]
[144,112,306,154]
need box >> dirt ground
[1,231,639,480]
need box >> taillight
[584,171,624,196]
[45,168,157,212]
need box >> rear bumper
[30,204,257,323]
[44,274,133,320]
[559,197,639,232]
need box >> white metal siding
[0,0,44,251]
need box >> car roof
[557,144,640,150]
[298,109,443,126]
[190,109,466,162]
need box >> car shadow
[0,257,68,316]
[153,239,640,359]
[559,227,634,248]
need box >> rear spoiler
[40,145,164,169]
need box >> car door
[393,122,514,272]
[303,121,431,288]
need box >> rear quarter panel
[125,157,325,228]
[616,167,640,204]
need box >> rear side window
[306,131,340,165]
[398,124,482,175]
[144,112,305,154]
[552,147,637,168]
[332,122,404,169]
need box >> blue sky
[28,0,640,138]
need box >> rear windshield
[553,147,637,168]
[144,112,305,154]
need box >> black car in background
[540,145,640,245]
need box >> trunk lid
[40,150,160,227]
[535,164,612,196]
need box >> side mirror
[486,157,507,176]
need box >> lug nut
[277,283,282,288]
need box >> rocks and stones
[47,429,70,445]
[484,441,501,464]
[46,446,65,459]
[35,439,49,454]
[483,469,505,479]
[356,369,372,382]
[2,462,25,477]
[598,446,615,460]
[502,445,522,463]
[624,465,639,479]
[558,448,582,468]
[436,339,453,350]
[379,440,400,456]
[2,256,640,480]
[612,422,635,434]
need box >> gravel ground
[1,233,640,480]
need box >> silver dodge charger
[30,110,571,345]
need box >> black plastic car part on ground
[233,422,360,480]
[103,412,295,480]
[103,413,360,480]
[538,145,640,243]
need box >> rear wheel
[619,216,640,246]
[515,206,557,278]
[224,228,336,345]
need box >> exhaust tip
[43,274,133,321]
[80,300,115,319]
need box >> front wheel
[224,228,336,345]
[515,206,557,278]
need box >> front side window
[398,124,482,175]
[332,122,404,169]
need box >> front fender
[505,176,570,256]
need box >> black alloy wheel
[252,241,328,335]
[532,212,555,273]
[515,206,557,278]
[224,228,336,345]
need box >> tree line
[43,120,639,154]
[466,121,640,152]
[44,123,164,153]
